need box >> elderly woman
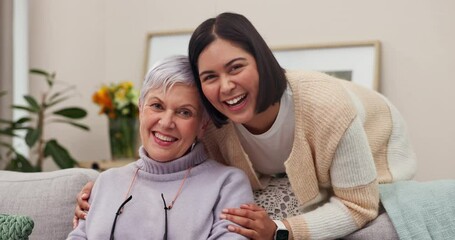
[67,55,253,240]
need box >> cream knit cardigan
[202,71,416,239]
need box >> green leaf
[46,96,69,108]
[30,68,50,76]
[50,72,56,82]
[24,95,41,112]
[0,128,17,137]
[12,105,37,113]
[0,119,14,124]
[44,139,76,168]
[25,128,41,147]
[30,68,54,87]
[15,117,31,124]
[52,119,90,131]
[45,85,76,107]
[53,107,87,119]
[5,153,37,172]
[48,92,61,101]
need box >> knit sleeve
[202,122,227,165]
[208,169,254,240]
[381,96,417,181]
[287,116,379,239]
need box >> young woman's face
[197,38,260,125]
[139,84,204,162]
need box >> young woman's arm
[222,117,379,240]
[289,116,379,239]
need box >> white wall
[0,0,13,169]
[28,0,455,180]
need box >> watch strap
[273,220,287,230]
[273,220,289,240]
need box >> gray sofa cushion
[0,168,99,240]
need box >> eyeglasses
[108,194,171,240]
[161,193,170,240]
[109,195,132,240]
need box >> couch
[0,168,99,240]
[0,169,297,240]
[3,167,453,240]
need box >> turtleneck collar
[135,143,208,174]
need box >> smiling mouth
[224,94,247,107]
[153,132,177,142]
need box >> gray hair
[139,55,208,121]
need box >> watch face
[276,229,289,240]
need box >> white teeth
[154,132,175,142]
[226,94,246,105]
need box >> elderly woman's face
[139,84,204,162]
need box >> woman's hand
[220,203,276,240]
[72,181,94,229]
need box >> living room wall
[24,0,454,180]
[0,0,13,169]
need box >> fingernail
[81,193,87,198]
[220,214,226,219]
[222,209,228,213]
[83,213,87,219]
[228,225,235,231]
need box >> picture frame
[144,31,192,75]
[144,31,381,91]
[272,41,381,91]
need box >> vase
[108,117,138,160]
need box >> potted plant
[0,69,89,172]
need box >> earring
[190,140,197,151]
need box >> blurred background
[1,0,454,180]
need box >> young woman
[68,55,253,240]
[187,12,416,240]
[76,13,416,240]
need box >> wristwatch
[273,220,289,240]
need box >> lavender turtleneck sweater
[68,143,253,240]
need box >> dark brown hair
[188,12,287,128]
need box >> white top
[235,87,295,175]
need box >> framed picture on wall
[144,31,381,91]
[144,31,192,75]
[272,41,381,91]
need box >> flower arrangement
[92,81,139,119]
[92,81,139,160]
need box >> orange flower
[92,86,113,115]
[92,81,138,119]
